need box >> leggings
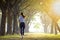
[20,22,25,35]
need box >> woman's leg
[20,23,23,35]
[20,22,25,35]
[22,23,25,35]
[20,28,22,35]
[22,27,24,35]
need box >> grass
[0,33,60,40]
[0,34,19,38]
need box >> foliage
[34,23,40,29]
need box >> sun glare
[51,0,60,15]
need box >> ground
[0,33,60,40]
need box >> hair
[21,12,23,15]
[21,12,25,18]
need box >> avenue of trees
[0,0,32,35]
[0,0,60,36]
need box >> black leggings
[20,22,25,35]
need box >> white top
[19,15,25,22]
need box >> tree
[0,0,7,35]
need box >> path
[0,33,60,40]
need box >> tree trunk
[13,14,18,34]
[13,6,18,34]
[55,26,57,34]
[0,8,6,35]
[50,21,57,34]
[54,22,57,34]
[51,22,53,34]
[44,24,47,33]
[7,8,12,34]
[52,21,57,34]
[57,24,60,32]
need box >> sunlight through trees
[0,0,60,35]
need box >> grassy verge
[0,33,60,40]
[0,34,20,38]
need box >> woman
[19,12,25,36]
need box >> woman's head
[21,12,25,18]
[21,12,23,15]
